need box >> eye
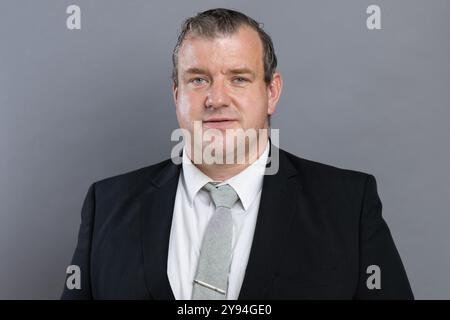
[190,77,207,86]
[232,77,249,84]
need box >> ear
[172,81,178,107]
[267,72,283,115]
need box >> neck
[196,162,252,182]
[188,139,269,182]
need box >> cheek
[177,90,204,119]
[237,90,268,121]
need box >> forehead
[177,26,264,74]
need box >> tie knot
[203,182,239,209]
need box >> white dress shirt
[167,142,269,300]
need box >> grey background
[0,0,449,299]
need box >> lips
[204,117,236,122]
[203,118,237,129]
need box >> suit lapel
[238,148,303,299]
[140,160,180,300]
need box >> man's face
[173,25,282,161]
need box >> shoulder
[280,148,374,196]
[90,158,176,198]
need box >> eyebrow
[227,68,255,77]
[182,67,256,78]
[183,67,209,76]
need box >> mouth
[202,118,238,129]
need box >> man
[62,8,413,299]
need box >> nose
[205,80,231,109]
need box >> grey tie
[191,182,239,300]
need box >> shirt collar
[181,141,269,210]
[181,146,212,206]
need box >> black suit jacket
[61,146,413,299]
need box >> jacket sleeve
[61,183,96,299]
[354,175,414,299]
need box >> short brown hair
[172,8,278,86]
